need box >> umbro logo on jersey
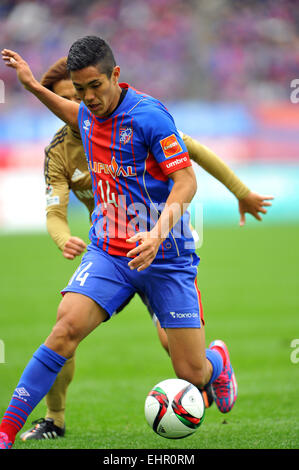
[71,168,85,182]
[83,119,91,131]
[166,156,188,169]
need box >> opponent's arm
[46,191,87,260]
[2,49,79,129]
[46,179,86,259]
[126,166,196,271]
[183,133,274,225]
[45,149,86,259]
[183,133,250,199]
[46,204,71,252]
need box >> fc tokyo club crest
[119,126,133,145]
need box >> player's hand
[1,49,37,90]
[63,236,87,260]
[238,191,274,226]
[126,232,162,272]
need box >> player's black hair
[67,36,116,78]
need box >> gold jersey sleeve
[181,133,250,200]
[44,125,94,251]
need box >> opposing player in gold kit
[19,57,272,441]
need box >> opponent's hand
[63,236,87,260]
[1,49,37,90]
[239,191,274,226]
[126,232,162,272]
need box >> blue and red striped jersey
[78,83,195,259]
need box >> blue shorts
[61,244,204,328]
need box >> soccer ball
[144,378,205,439]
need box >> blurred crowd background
[0,0,298,231]
[1,0,298,102]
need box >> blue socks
[205,348,223,385]
[0,344,67,442]
[0,343,224,442]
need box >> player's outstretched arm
[182,133,274,224]
[44,154,87,258]
[182,133,250,199]
[126,166,197,271]
[238,192,274,226]
[1,49,79,129]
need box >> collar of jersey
[93,83,131,123]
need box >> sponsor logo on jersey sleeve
[159,153,191,174]
[160,134,183,159]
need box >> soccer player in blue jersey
[0,37,242,448]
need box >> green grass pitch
[0,220,298,449]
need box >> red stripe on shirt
[145,151,168,182]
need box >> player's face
[52,79,81,103]
[71,65,121,118]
